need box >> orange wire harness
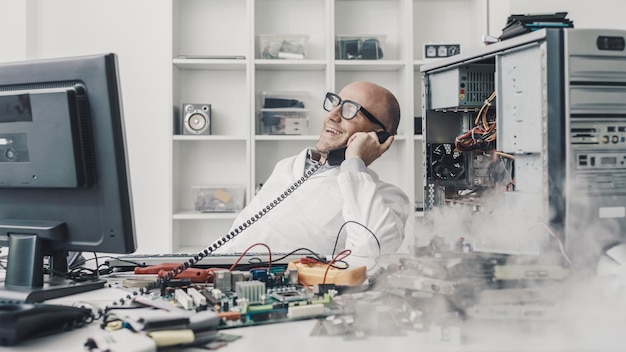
[454,91,497,153]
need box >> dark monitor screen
[0,53,136,302]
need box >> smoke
[347,189,626,349]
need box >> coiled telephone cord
[92,159,325,319]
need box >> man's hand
[345,131,394,166]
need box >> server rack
[421,28,626,268]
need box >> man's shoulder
[268,149,310,175]
[274,149,307,165]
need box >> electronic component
[214,271,232,291]
[428,64,495,110]
[385,272,456,295]
[477,286,564,305]
[466,304,561,321]
[492,264,569,280]
[147,329,195,348]
[235,281,265,303]
[427,143,467,182]
[105,307,189,332]
[187,287,207,306]
[269,288,308,302]
[85,329,157,352]
[175,289,194,310]
[287,304,325,319]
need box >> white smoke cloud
[366,189,626,350]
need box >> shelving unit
[169,0,489,253]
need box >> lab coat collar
[295,148,338,178]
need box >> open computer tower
[421,28,626,268]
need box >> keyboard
[105,252,327,269]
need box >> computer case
[421,28,626,267]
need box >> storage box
[259,108,309,135]
[194,186,245,213]
[262,91,307,109]
[259,34,309,59]
[335,35,386,60]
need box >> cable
[538,222,574,266]
[271,247,330,265]
[454,91,497,153]
[331,220,382,272]
[61,252,108,282]
[228,243,272,271]
[97,158,325,317]
[323,249,352,284]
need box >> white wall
[0,1,29,62]
[487,0,510,37]
[0,0,173,254]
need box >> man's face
[315,83,385,153]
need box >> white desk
[5,284,626,352]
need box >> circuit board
[153,265,353,330]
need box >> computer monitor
[0,53,136,302]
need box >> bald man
[215,81,410,270]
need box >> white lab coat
[215,149,411,269]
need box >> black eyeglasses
[323,92,387,132]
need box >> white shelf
[169,0,489,252]
[173,135,248,142]
[335,60,406,71]
[173,58,247,70]
[173,211,239,220]
[255,135,319,141]
[254,60,327,71]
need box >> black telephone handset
[326,131,391,166]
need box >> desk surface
[6,285,626,352]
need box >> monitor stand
[0,276,106,303]
[0,220,106,302]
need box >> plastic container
[259,34,309,59]
[335,35,386,60]
[259,109,309,135]
[262,91,308,109]
[193,186,245,213]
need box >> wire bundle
[454,91,497,152]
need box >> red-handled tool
[134,263,182,274]
[157,269,213,283]
[133,263,223,283]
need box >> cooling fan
[429,143,466,180]
[596,242,626,297]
